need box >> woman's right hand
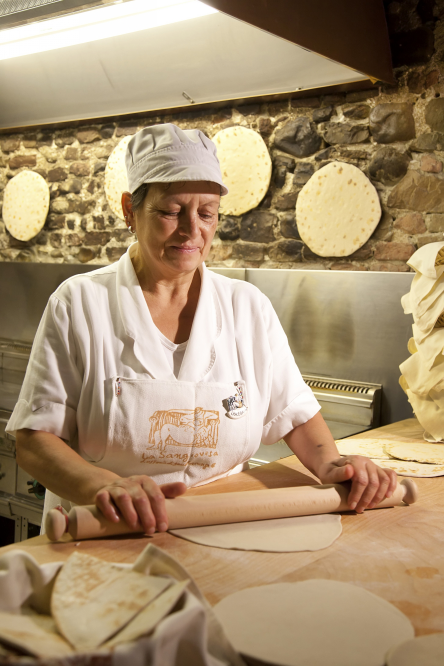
[94,475,187,534]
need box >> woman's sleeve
[260,294,321,446]
[6,295,82,442]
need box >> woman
[9,124,397,535]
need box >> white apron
[42,376,250,530]
[106,376,250,487]
[41,262,254,528]
[10,248,320,530]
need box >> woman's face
[123,181,220,279]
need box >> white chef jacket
[7,243,320,491]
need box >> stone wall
[1,0,444,271]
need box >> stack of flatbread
[399,242,444,445]
[336,437,444,477]
[0,549,189,661]
[336,244,444,477]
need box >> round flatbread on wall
[105,135,132,219]
[2,170,49,241]
[213,126,271,216]
[296,161,381,257]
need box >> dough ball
[213,126,271,216]
[105,135,132,219]
[387,632,444,666]
[171,514,342,552]
[214,580,414,666]
[296,161,381,257]
[2,170,49,241]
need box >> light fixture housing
[0,0,392,131]
[0,0,218,60]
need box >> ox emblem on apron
[223,381,248,420]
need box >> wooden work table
[2,418,443,636]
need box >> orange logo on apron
[140,408,220,469]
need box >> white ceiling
[0,11,368,129]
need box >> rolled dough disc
[105,135,132,219]
[407,242,444,280]
[295,161,381,257]
[370,458,444,477]
[387,632,444,666]
[336,438,391,459]
[384,440,444,465]
[214,580,414,666]
[2,170,49,241]
[213,126,271,216]
[170,514,342,552]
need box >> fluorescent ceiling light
[0,0,218,60]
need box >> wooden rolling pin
[45,478,418,542]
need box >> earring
[128,226,136,234]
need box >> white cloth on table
[0,544,245,666]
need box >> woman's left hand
[317,456,398,513]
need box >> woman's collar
[116,243,221,382]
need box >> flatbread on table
[0,611,73,658]
[214,580,414,666]
[370,458,444,477]
[295,161,381,257]
[105,135,132,219]
[336,438,392,459]
[407,241,444,279]
[104,579,189,648]
[170,514,342,553]
[384,440,444,465]
[213,126,271,216]
[51,551,170,651]
[2,170,49,241]
[386,632,444,666]
[336,437,444,474]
